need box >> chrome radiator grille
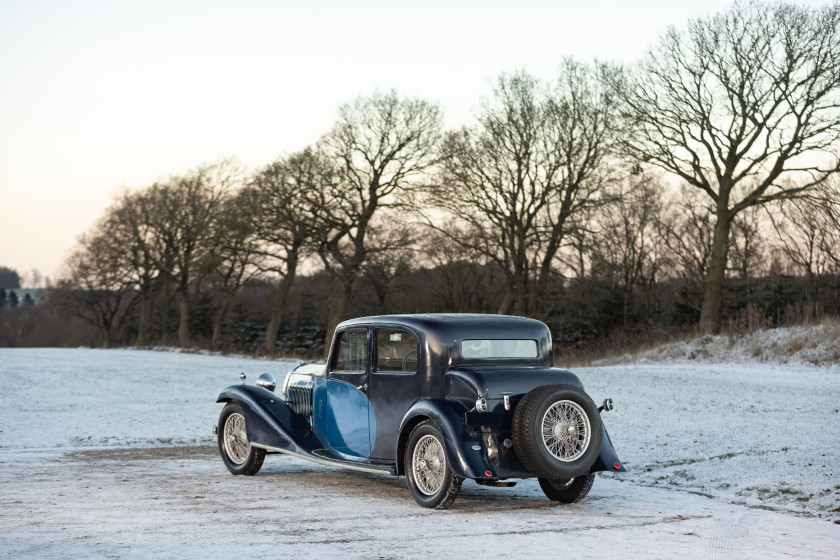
[286,386,312,417]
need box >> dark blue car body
[216,314,624,506]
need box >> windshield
[461,339,538,359]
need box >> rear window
[461,339,538,359]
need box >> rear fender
[591,424,626,473]
[217,385,317,454]
[398,399,490,479]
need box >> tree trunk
[497,288,514,315]
[161,279,171,343]
[176,291,190,347]
[323,277,353,356]
[515,279,528,317]
[699,213,733,334]
[211,296,232,349]
[532,272,549,319]
[264,311,281,355]
[264,249,301,355]
[264,269,297,355]
[100,326,111,349]
[136,294,152,346]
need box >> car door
[367,326,421,460]
[324,327,374,459]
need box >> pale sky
[0,0,763,282]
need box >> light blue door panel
[311,376,329,448]
[323,379,375,458]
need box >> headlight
[256,373,277,392]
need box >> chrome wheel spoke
[541,400,591,462]
[223,412,250,465]
[413,434,446,496]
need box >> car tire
[405,421,463,509]
[218,402,265,476]
[538,474,596,503]
[512,384,602,479]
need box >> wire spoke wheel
[223,412,251,465]
[405,421,462,509]
[217,402,265,476]
[412,434,446,495]
[541,400,591,462]
[512,384,602,479]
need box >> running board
[251,443,397,476]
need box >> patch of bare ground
[63,445,217,462]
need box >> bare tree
[419,226,502,313]
[317,90,442,346]
[108,189,165,345]
[729,205,767,281]
[61,223,141,347]
[244,148,329,354]
[603,0,840,332]
[659,187,716,287]
[360,218,417,312]
[206,190,262,349]
[142,160,239,346]
[768,178,838,290]
[589,174,665,324]
[818,176,840,272]
[554,210,594,282]
[427,62,617,318]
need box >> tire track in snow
[705,511,752,559]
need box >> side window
[375,329,418,373]
[332,329,367,372]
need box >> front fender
[217,385,318,454]
[398,399,491,479]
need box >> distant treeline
[2,0,839,358]
[1,262,839,361]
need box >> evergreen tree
[0,267,21,289]
[8,290,18,308]
[22,293,34,306]
[0,287,6,307]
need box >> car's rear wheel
[512,384,602,479]
[405,421,462,509]
[538,474,596,503]
[218,402,265,476]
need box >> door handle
[356,383,368,392]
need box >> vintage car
[215,314,624,509]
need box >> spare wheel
[511,384,602,479]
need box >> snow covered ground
[608,323,840,367]
[1,348,838,558]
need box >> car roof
[337,313,551,345]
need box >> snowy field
[1,348,839,558]
[611,323,840,367]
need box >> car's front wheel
[405,421,462,509]
[218,402,265,476]
[538,474,596,503]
